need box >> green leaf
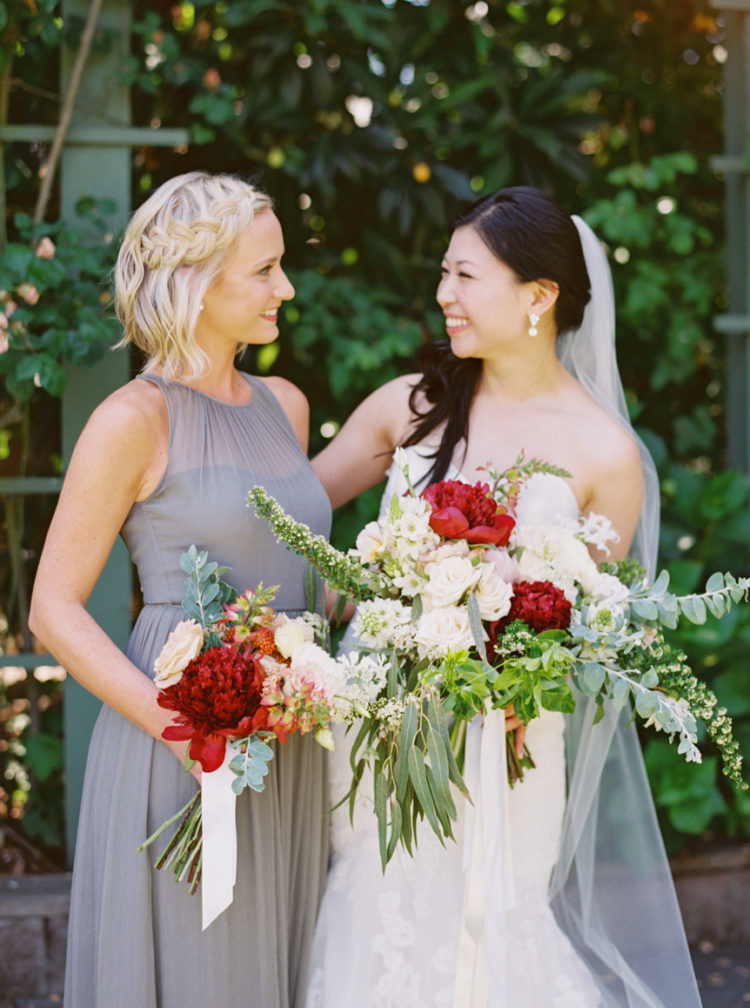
[680,596,707,625]
[407,746,442,842]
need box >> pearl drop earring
[528,312,540,338]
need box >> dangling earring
[199,302,204,312]
[528,312,540,338]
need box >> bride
[307,187,702,1007]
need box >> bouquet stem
[138,791,203,893]
[506,733,535,787]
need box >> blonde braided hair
[115,172,273,378]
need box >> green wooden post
[710,0,750,473]
[59,0,132,860]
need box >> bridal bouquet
[248,451,749,868]
[139,545,378,925]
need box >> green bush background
[1,0,748,859]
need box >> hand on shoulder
[312,372,421,508]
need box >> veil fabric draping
[548,216,701,1007]
[306,216,702,1008]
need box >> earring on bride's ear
[528,312,540,338]
[199,302,204,312]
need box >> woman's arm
[28,382,197,775]
[312,373,419,508]
[583,426,644,563]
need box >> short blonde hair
[115,171,274,377]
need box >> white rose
[273,613,314,659]
[355,521,385,563]
[153,619,204,687]
[421,555,481,610]
[426,540,471,562]
[474,564,514,621]
[414,605,476,660]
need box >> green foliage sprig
[247,485,385,600]
[628,632,746,793]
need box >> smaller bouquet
[139,546,367,927]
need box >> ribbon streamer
[200,749,238,930]
[453,708,515,1006]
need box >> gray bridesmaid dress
[63,373,332,1008]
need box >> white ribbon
[453,708,516,1007]
[200,748,238,930]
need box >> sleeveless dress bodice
[122,373,331,612]
[65,372,332,1008]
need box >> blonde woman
[30,172,331,1008]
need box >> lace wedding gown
[305,447,606,1008]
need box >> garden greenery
[1,0,747,859]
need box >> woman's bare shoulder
[85,376,166,439]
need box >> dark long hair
[403,186,591,483]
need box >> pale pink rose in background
[0,333,8,354]
[153,619,204,687]
[35,237,56,259]
[5,300,17,317]
[16,283,39,305]
[355,520,384,563]
[485,546,520,584]
[0,312,8,330]
[203,67,221,89]
[273,613,314,659]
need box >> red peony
[490,579,572,637]
[421,479,515,546]
[158,643,279,771]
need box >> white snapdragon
[334,651,389,714]
[354,598,413,649]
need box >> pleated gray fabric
[64,373,332,1008]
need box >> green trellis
[0,0,187,860]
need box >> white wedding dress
[305,447,606,1008]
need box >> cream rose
[414,605,475,660]
[153,619,204,687]
[421,555,481,611]
[273,613,314,659]
[354,520,385,563]
[474,564,514,621]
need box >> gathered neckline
[138,372,258,408]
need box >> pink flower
[0,333,8,354]
[35,237,56,259]
[485,546,520,584]
[16,283,39,305]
